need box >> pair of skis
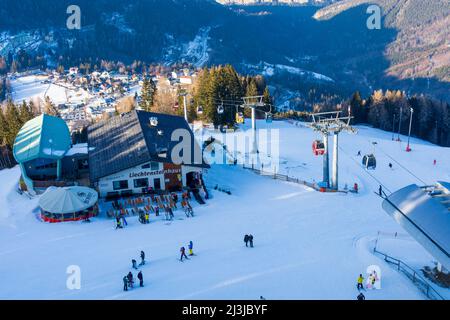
[184,209,194,218]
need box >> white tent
[39,186,98,214]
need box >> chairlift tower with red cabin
[308,109,356,190]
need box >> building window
[151,162,160,170]
[113,180,128,190]
[134,178,148,188]
[141,162,160,170]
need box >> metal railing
[373,247,445,300]
[242,164,319,190]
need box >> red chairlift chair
[312,140,325,156]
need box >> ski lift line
[338,145,392,195]
[375,144,428,186]
[366,138,428,186]
[210,97,274,106]
[208,101,272,115]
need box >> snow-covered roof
[65,143,91,156]
[87,110,208,181]
[39,186,98,214]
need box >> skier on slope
[145,212,150,224]
[168,206,175,220]
[357,274,364,290]
[132,259,138,270]
[379,185,383,196]
[388,163,393,169]
[180,247,189,261]
[140,251,146,265]
[188,241,194,256]
[123,276,128,291]
[357,292,365,300]
[116,217,122,229]
[249,234,254,248]
[121,214,128,226]
[137,271,144,287]
[138,212,145,224]
[127,272,134,288]
[244,234,249,247]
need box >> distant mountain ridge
[0,0,448,103]
[315,0,450,83]
[216,0,331,5]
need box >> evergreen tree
[19,100,34,124]
[245,78,258,97]
[4,101,23,149]
[262,86,272,113]
[0,109,8,146]
[349,91,365,123]
[140,77,157,112]
[43,96,60,117]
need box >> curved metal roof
[382,183,450,270]
[13,114,71,164]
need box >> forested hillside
[315,0,450,84]
[0,0,448,103]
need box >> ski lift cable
[372,143,428,186]
[338,145,393,195]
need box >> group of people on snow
[123,271,144,291]
[123,251,146,291]
[138,211,150,224]
[244,234,254,248]
[356,270,380,300]
[114,191,197,228]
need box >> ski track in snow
[0,121,449,299]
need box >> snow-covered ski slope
[11,75,90,105]
[0,120,449,300]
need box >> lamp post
[406,107,414,152]
[397,106,403,141]
[392,114,396,141]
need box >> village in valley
[3,64,197,133]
